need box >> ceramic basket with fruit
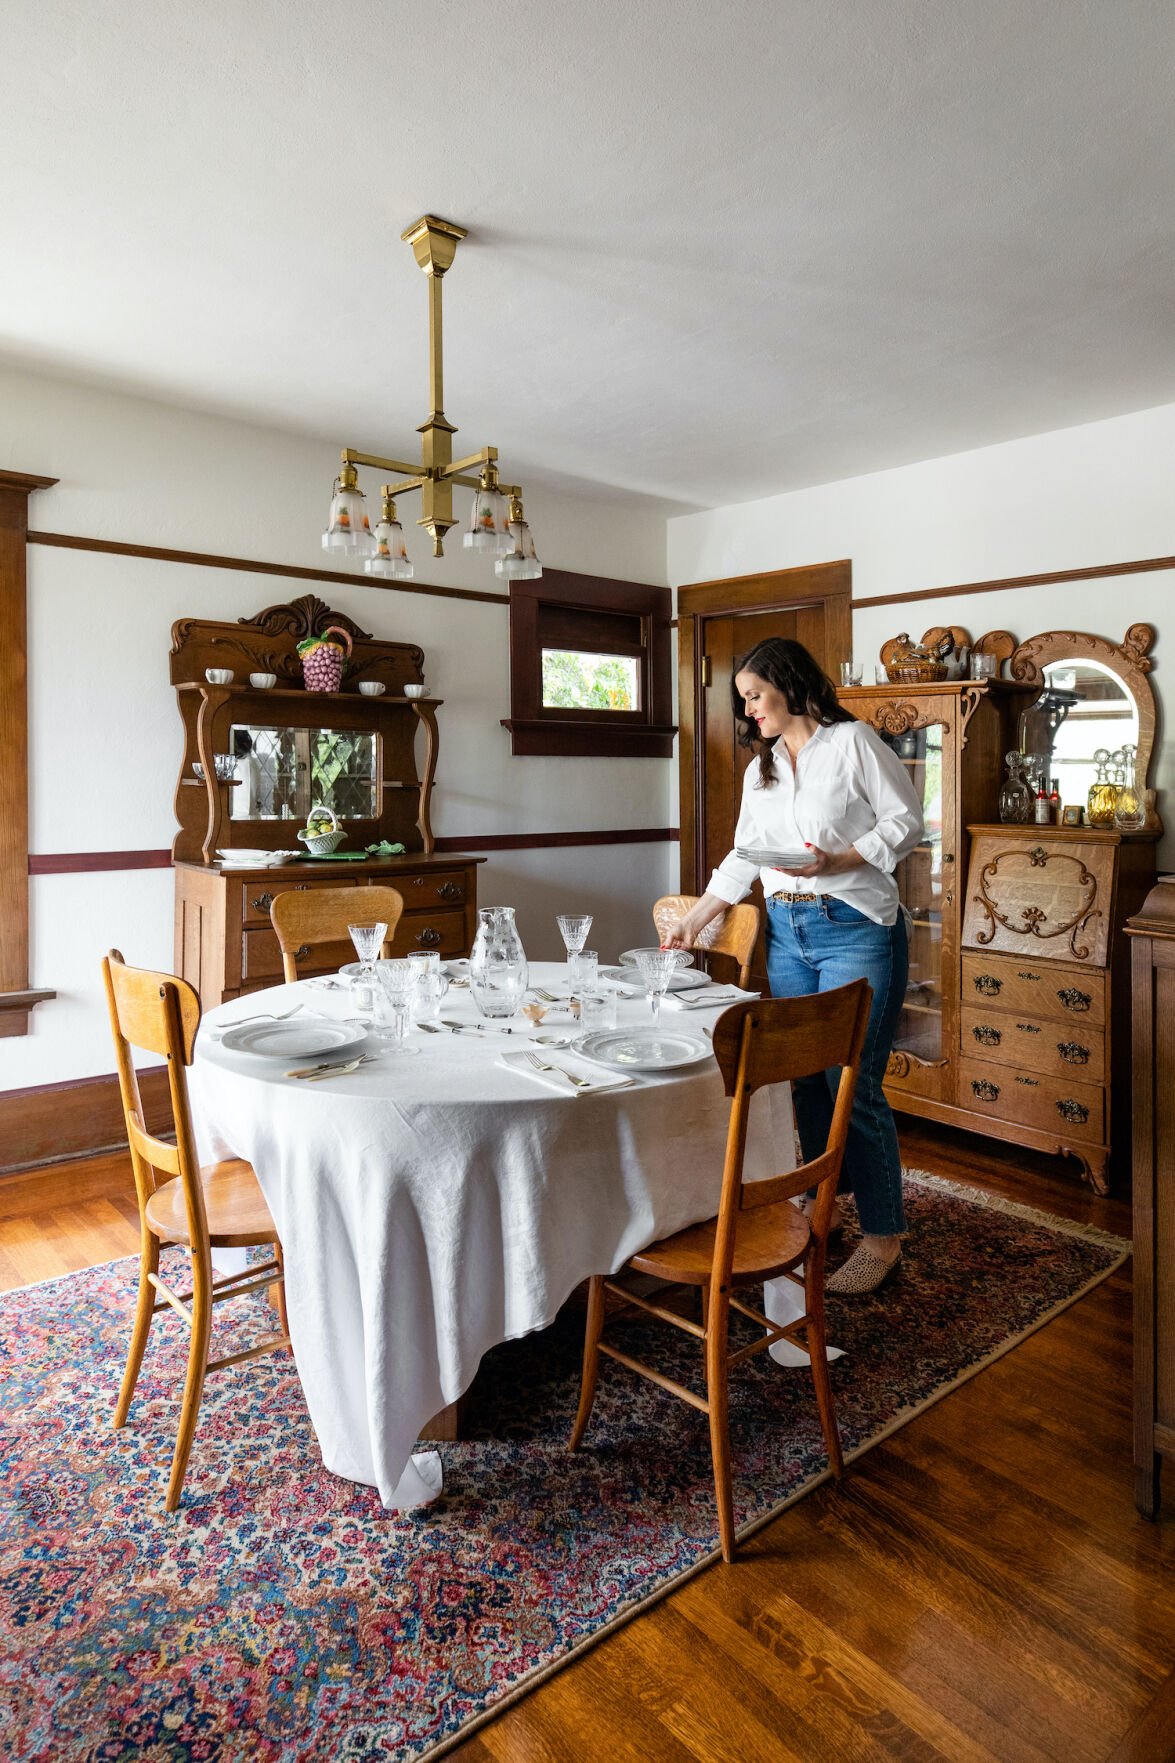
[297,804,345,856]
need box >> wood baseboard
[0,1067,172,1176]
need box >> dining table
[188,961,813,1510]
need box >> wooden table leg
[420,1394,468,1442]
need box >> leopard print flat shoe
[825,1243,902,1296]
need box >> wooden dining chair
[270,884,405,982]
[652,894,761,989]
[569,979,872,1562]
[102,951,291,1512]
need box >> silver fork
[524,1051,591,1089]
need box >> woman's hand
[788,844,866,879]
[659,917,696,950]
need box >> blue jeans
[765,895,908,1238]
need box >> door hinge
[701,656,712,688]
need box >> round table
[189,963,799,1507]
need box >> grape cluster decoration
[297,624,353,693]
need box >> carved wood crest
[971,846,1103,960]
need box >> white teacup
[205,667,234,685]
[404,683,428,699]
[249,672,277,689]
[358,681,386,697]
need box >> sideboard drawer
[240,926,353,982]
[399,868,470,908]
[960,1007,1107,1083]
[240,875,362,927]
[959,1057,1105,1144]
[960,953,1107,1028]
[389,909,467,957]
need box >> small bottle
[1049,777,1061,824]
[1034,776,1051,825]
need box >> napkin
[661,986,761,1011]
[498,1049,635,1095]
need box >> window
[502,568,675,757]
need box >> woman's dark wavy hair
[730,637,854,786]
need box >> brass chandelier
[322,215,540,582]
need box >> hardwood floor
[2,1122,1172,1763]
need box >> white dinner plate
[619,946,695,967]
[600,966,710,992]
[219,1019,369,1059]
[574,1027,713,1071]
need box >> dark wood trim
[31,827,682,872]
[0,471,58,1040]
[434,827,679,853]
[498,720,677,759]
[850,552,1175,611]
[0,988,57,1011]
[0,1065,171,1175]
[677,560,853,618]
[28,529,509,609]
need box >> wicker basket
[297,804,345,856]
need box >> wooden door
[677,563,852,992]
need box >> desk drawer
[959,1057,1104,1144]
[960,952,1107,1028]
[960,1007,1106,1083]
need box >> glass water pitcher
[469,907,529,1019]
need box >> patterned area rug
[0,1173,1127,1763]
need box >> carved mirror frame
[1008,623,1160,833]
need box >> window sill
[0,986,57,1039]
[500,718,677,759]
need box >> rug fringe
[903,1168,1131,1252]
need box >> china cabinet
[170,594,482,1005]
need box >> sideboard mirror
[228,724,379,822]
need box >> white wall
[0,366,675,1089]
[668,401,1175,861]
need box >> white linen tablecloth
[189,964,804,1508]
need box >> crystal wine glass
[556,914,593,960]
[634,947,687,1022]
[374,959,420,1054]
[348,922,387,998]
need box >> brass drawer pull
[1015,1022,1041,1035]
[1056,1097,1090,1125]
[416,927,442,947]
[295,944,311,960]
[1056,987,1092,1013]
[971,1078,1000,1101]
[972,974,1003,997]
[971,1025,1001,1047]
[251,891,275,913]
[1015,1076,1039,1087]
[1017,970,1042,981]
[1057,1041,1091,1065]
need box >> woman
[663,637,924,1294]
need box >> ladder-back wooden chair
[270,884,405,982]
[103,951,291,1511]
[652,894,761,989]
[569,980,872,1562]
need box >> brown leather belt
[769,890,819,903]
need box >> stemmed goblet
[634,947,688,1023]
[556,915,593,961]
[348,921,387,1016]
[374,960,420,1054]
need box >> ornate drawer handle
[972,974,1003,997]
[1015,1022,1041,1035]
[1056,1098,1090,1125]
[251,891,275,913]
[1057,1041,1090,1065]
[971,1078,1000,1101]
[438,881,462,901]
[971,1025,1001,1047]
[1056,987,1091,1013]
[1015,1076,1039,1087]
[1017,970,1042,981]
[416,927,442,947]
[412,876,426,888]
[295,944,311,960]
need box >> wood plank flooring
[2,1122,1171,1763]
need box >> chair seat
[628,1200,811,1286]
[145,1160,277,1249]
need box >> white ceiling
[3,0,1173,513]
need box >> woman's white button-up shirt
[706,720,925,926]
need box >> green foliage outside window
[541,649,637,710]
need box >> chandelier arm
[442,447,499,479]
[343,448,423,477]
[381,477,426,499]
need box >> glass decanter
[469,906,529,1020]
[1113,743,1145,832]
[998,752,1034,824]
[1086,750,1117,827]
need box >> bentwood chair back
[270,884,405,983]
[569,980,872,1562]
[651,894,761,989]
[102,951,291,1511]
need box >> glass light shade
[494,518,542,580]
[365,514,414,579]
[464,483,511,551]
[322,481,374,552]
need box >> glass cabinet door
[879,721,944,1065]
